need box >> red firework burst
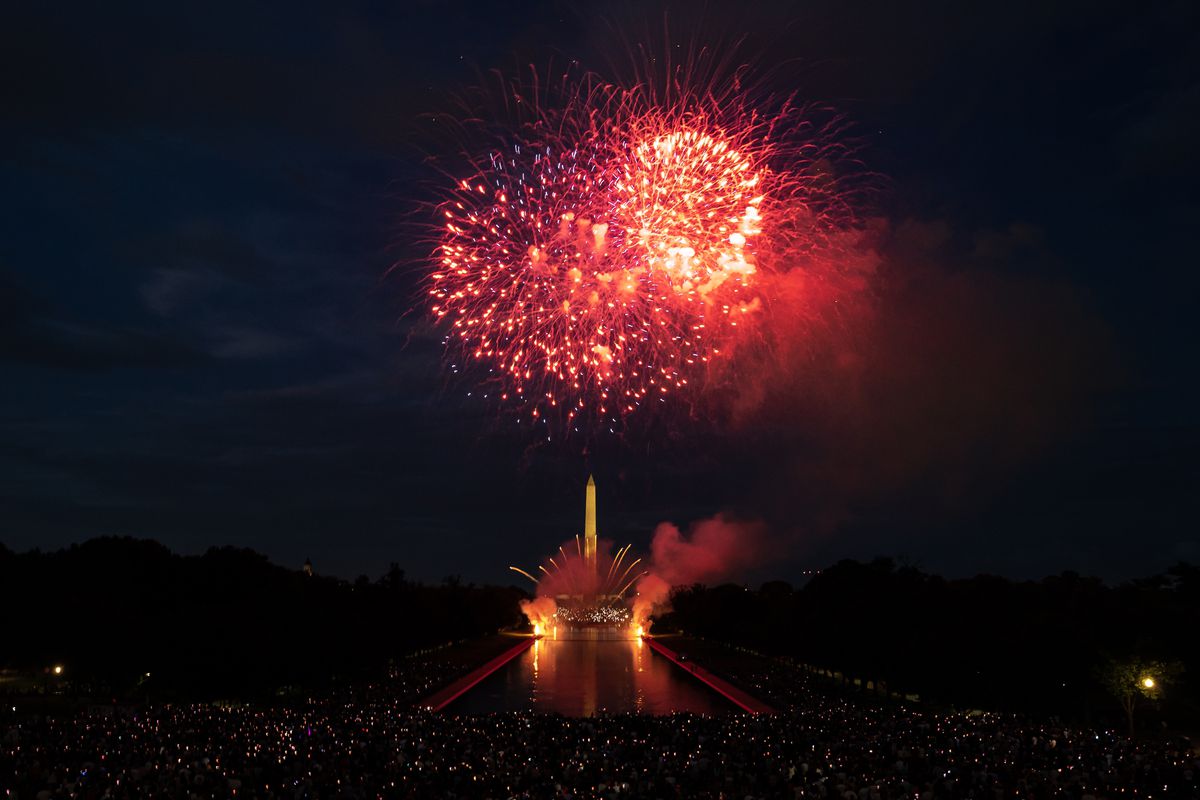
[428,67,864,434]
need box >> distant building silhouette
[303,557,313,577]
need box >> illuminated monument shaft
[584,475,597,578]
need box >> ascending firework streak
[612,557,643,596]
[509,566,540,586]
[616,571,649,600]
[511,543,642,602]
[605,543,632,587]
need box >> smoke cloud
[689,217,1116,567]
[647,515,771,585]
[633,514,772,630]
[519,596,557,632]
[631,574,670,630]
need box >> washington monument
[584,474,597,577]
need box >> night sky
[2,1,1197,584]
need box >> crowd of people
[3,660,1196,799]
[553,606,633,626]
[663,638,877,712]
[358,636,526,707]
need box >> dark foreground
[4,688,1197,799]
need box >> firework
[429,64,864,432]
[512,541,645,603]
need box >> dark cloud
[0,272,207,370]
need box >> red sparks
[428,69,863,433]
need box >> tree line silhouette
[664,558,1199,729]
[0,537,524,701]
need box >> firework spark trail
[604,543,631,587]
[508,566,539,586]
[428,65,867,434]
[615,571,648,600]
[515,540,647,601]
[612,557,643,593]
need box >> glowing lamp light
[52,665,63,676]
[1142,676,1155,689]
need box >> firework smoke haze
[647,515,771,586]
[633,515,773,629]
[519,596,558,633]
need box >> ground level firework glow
[429,69,862,431]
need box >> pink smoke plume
[519,596,557,633]
[633,515,771,631]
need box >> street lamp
[1142,676,1155,689]
[41,664,65,714]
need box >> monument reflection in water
[450,626,729,715]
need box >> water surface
[449,628,728,715]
